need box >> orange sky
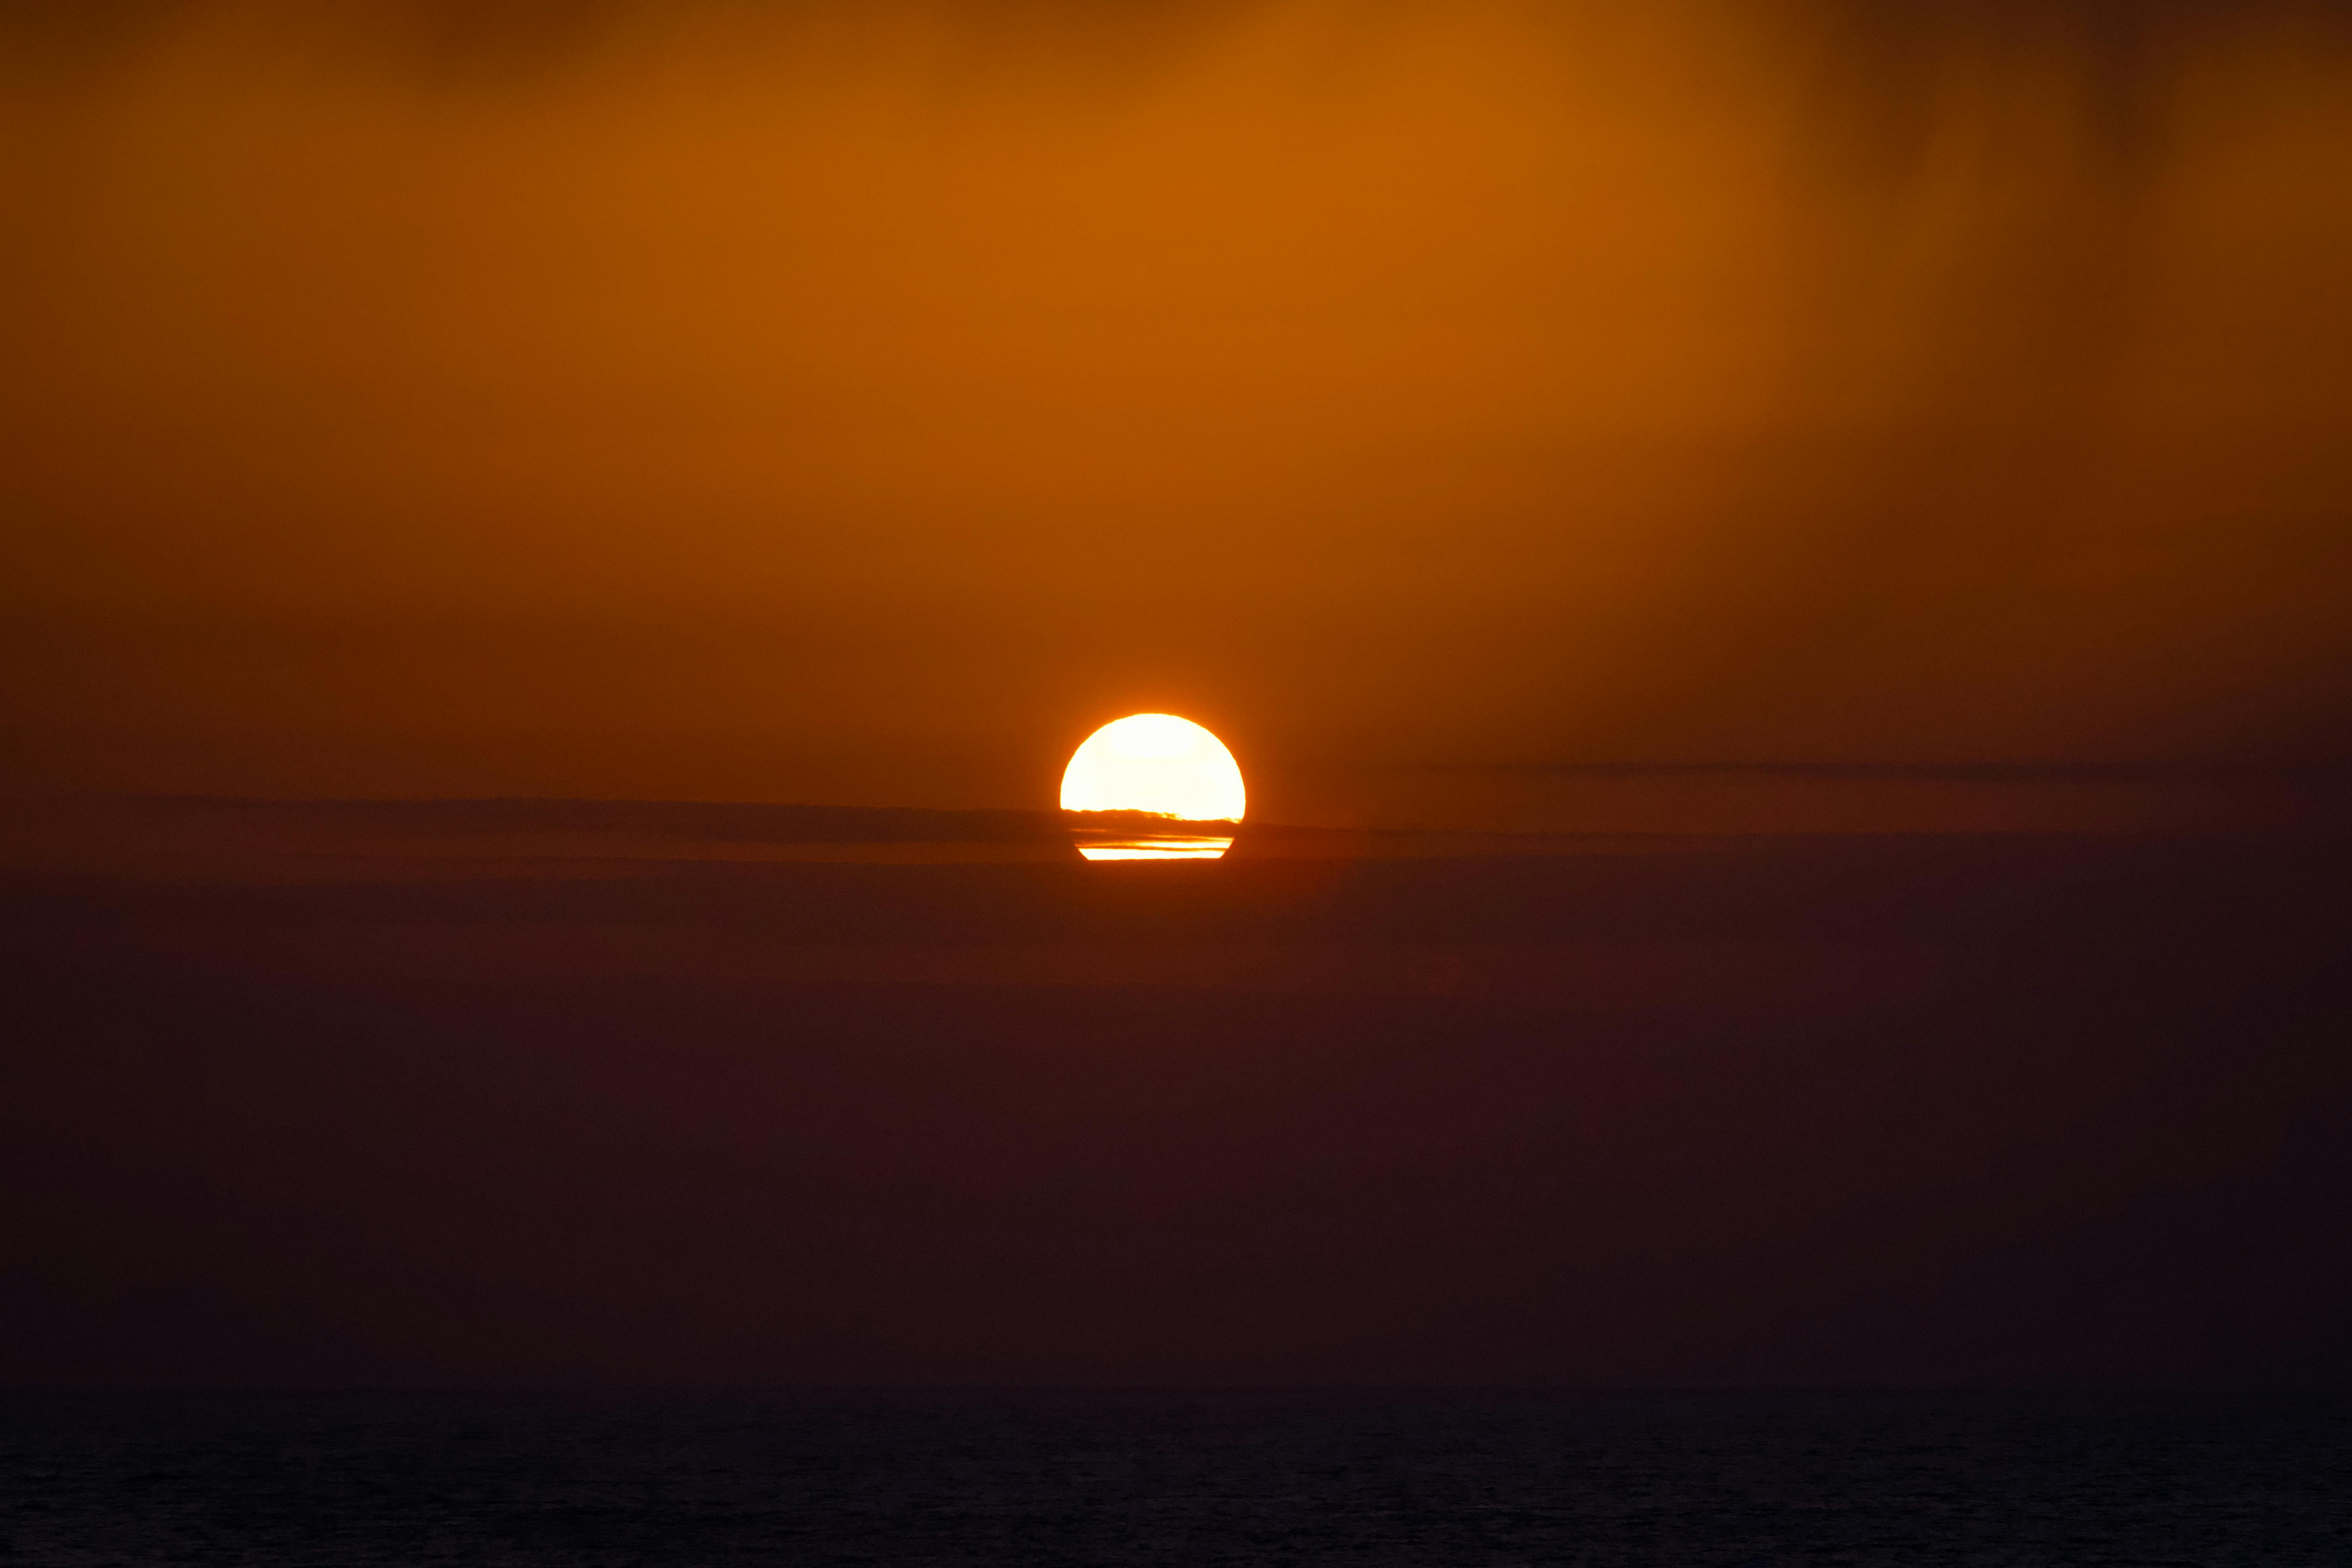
[4,0,2349,818]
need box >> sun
[1060,716,1245,860]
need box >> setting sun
[1061,715,1245,820]
[1061,715,1245,860]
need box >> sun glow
[1061,714,1245,861]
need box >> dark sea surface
[2,1391,2346,1566]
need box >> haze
[4,0,2349,821]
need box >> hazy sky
[4,0,2349,810]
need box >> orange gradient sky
[4,0,2350,820]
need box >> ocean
[2,1390,2344,1565]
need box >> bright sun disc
[1061,714,1245,833]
